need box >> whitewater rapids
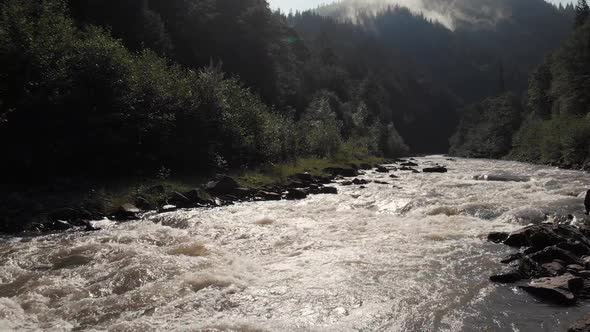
[2,156,590,331]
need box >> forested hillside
[0,0,577,184]
[451,0,590,169]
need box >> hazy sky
[268,0,573,12]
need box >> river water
[2,156,590,331]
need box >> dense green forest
[0,0,580,184]
[451,0,590,169]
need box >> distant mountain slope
[308,0,573,102]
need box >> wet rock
[113,203,141,221]
[557,241,590,257]
[500,252,523,264]
[541,261,566,276]
[314,175,333,184]
[518,256,546,278]
[374,181,389,185]
[375,166,389,173]
[567,264,585,273]
[520,273,583,304]
[48,208,93,226]
[352,178,369,185]
[135,196,156,211]
[318,186,338,194]
[503,228,530,247]
[51,220,73,231]
[530,246,582,265]
[341,181,353,186]
[206,176,239,195]
[184,188,215,205]
[257,191,282,201]
[292,173,314,183]
[323,167,359,178]
[423,166,448,173]
[585,190,590,215]
[554,225,590,248]
[529,229,562,249]
[401,162,418,167]
[389,174,399,178]
[286,181,306,189]
[400,166,418,172]
[160,205,177,212]
[286,189,307,200]
[167,191,191,208]
[490,270,524,283]
[488,232,509,243]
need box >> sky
[268,0,573,13]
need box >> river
[2,156,590,331]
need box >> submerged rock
[423,166,448,173]
[375,166,389,173]
[352,178,369,185]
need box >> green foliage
[510,18,590,167]
[0,0,411,183]
[576,0,590,27]
[450,94,522,158]
[297,93,343,157]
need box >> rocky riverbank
[2,158,449,236]
[489,220,590,331]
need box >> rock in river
[520,273,583,304]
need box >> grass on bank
[0,154,384,233]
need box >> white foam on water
[1,156,590,331]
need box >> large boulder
[530,246,583,265]
[286,189,307,200]
[206,176,239,195]
[503,224,562,249]
[112,203,140,221]
[183,188,215,205]
[520,273,583,305]
[167,191,191,208]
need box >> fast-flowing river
[2,156,590,331]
